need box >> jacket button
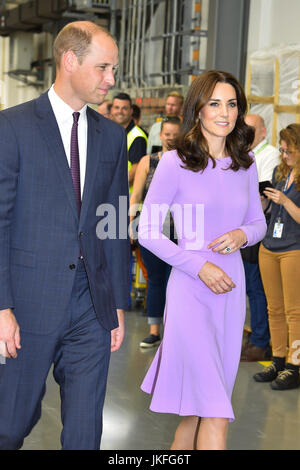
[69,264,76,270]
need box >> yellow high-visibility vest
[127,125,148,193]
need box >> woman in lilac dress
[138,70,267,450]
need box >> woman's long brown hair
[276,123,300,190]
[175,70,254,172]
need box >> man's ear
[262,126,267,139]
[63,50,78,73]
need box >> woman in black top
[254,124,300,390]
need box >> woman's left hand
[208,229,247,255]
[263,188,288,205]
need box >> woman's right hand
[198,261,236,294]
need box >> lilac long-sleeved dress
[138,150,267,421]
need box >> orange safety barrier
[135,246,148,282]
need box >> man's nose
[105,70,115,87]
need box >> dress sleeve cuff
[237,227,249,248]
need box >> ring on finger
[224,246,231,253]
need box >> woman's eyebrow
[208,98,237,102]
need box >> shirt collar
[125,119,135,134]
[253,138,268,155]
[48,84,87,124]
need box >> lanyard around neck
[278,171,292,219]
[283,170,293,192]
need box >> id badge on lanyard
[273,217,284,238]
[272,172,291,239]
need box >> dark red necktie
[70,112,81,214]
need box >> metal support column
[206,0,250,84]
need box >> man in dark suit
[0,21,129,449]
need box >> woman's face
[198,82,238,141]
[279,140,300,168]
[160,123,180,151]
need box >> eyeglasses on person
[279,147,294,156]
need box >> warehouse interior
[0,0,300,451]
[1,0,300,132]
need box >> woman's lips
[215,121,229,126]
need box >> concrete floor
[21,308,300,451]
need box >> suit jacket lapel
[79,108,102,229]
[35,92,79,222]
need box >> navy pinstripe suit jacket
[0,92,130,334]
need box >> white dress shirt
[48,85,88,197]
[252,138,280,182]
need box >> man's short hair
[113,92,132,107]
[53,21,114,68]
[167,91,184,104]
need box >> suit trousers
[0,259,111,450]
